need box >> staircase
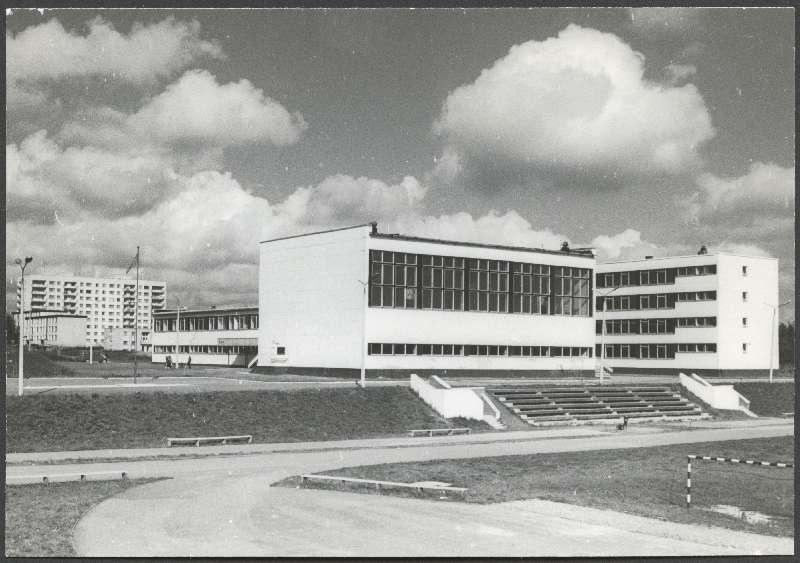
[489,385,707,426]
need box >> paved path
[65,422,793,557]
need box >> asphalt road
[62,422,793,557]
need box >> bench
[166,434,253,447]
[300,474,467,494]
[7,471,128,485]
[407,427,471,438]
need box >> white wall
[259,226,369,369]
[409,374,485,419]
[679,372,752,412]
[716,254,778,370]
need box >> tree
[778,322,794,366]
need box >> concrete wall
[259,226,368,370]
[409,374,485,419]
[716,254,778,370]
[679,372,752,412]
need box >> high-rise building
[595,252,779,377]
[16,274,167,347]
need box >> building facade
[151,306,258,367]
[258,223,596,378]
[595,252,779,376]
[14,310,88,348]
[102,327,152,352]
[16,274,166,346]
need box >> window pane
[406,267,417,287]
[498,293,507,312]
[444,269,454,289]
[479,271,488,290]
[395,287,405,307]
[382,343,393,354]
[382,264,394,285]
[433,268,443,288]
[395,265,405,286]
[468,291,478,310]
[422,266,432,287]
[499,273,508,292]
[489,273,498,291]
[405,288,416,308]
[433,290,442,309]
[479,292,488,311]
[469,271,479,289]
[370,285,381,306]
[422,289,432,308]
[444,290,454,310]
[513,274,522,293]
[522,295,531,313]
[382,286,393,307]
[454,271,463,290]
[489,293,498,312]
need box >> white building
[102,327,152,352]
[595,252,779,377]
[16,274,166,346]
[258,223,596,378]
[14,310,87,348]
[151,306,258,367]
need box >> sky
[5,7,795,321]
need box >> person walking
[186,355,192,370]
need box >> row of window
[597,317,717,335]
[598,343,717,359]
[154,314,259,332]
[596,265,717,288]
[368,343,593,358]
[598,291,716,311]
[369,250,592,317]
[153,345,258,354]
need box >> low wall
[409,374,484,420]
[679,372,752,412]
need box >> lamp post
[357,278,368,388]
[175,298,185,368]
[15,256,33,397]
[766,299,791,383]
[598,286,621,383]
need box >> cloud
[628,8,704,35]
[664,63,697,85]
[684,162,795,224]
[128,70,308,147]
[591,229,660,261]
[6,16,222,84]
[434,24,715,185]
[280,174,427,225]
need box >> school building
[257,223,597,378]
[595,252,779,377]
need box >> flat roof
[154,306,258,316]
[599,251,778,266]
[259,222,594,259]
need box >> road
[58,422,794,557]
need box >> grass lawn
[6,387,488,452]
[281,436,793,538]
[734,382,794,416]
[5,349,75,378]
[5,478,162,557]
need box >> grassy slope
[5,478,162,557]
[287,436,794,537]
[734,382,794,416]
[6,387,488,452]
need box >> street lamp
[597,285,621,383]
[765,299,791,383]
[175,298,187,368]
[15,256,33,397]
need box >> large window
[422,255,463,311]
[466,259,509,313]
[511,263,550,314]
[597,264,715,289]
[368,249,592,317]
[369,250,418,308]
[553,267,590,316]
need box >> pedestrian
[166,355,172,368]
[186,355,192,369]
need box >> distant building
[595,252,779,376]
[13,310,87,348]
[151,306,258,367]
[102,326,151,352]
[16,274,166,346]
[257,223,596,378]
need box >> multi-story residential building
[151,306,258,366]
[16,274,166,346]
[102,327,153,352]
[14,310,88,348]
[595,252,779,377]
[257,223,596,378]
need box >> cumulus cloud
[590,229,661,261]
[684,162,795,224]
[128,70,308,147]
[665,63,697,85]
[7,17,222,84]
[628,8,704,35]
[434,24,715,185]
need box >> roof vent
[645,255,653,259]
[560,241,570,252]
[698,245,708,255]
[370,222,378,235]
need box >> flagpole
[134,246,139,384]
